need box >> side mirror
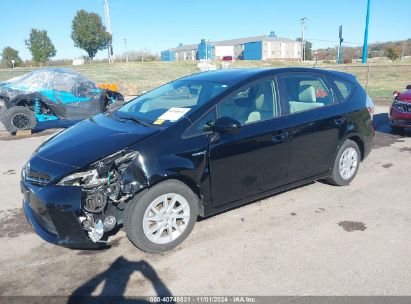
[406,85,411,90]
[214,116,241,134]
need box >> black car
[21,68,374,253]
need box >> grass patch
[0,61,409,101]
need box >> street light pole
[103,0,113,63]
[362,0,371,64]
[124,38,128,63]
[300,17,307,62]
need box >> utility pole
[205,39,208,61]
[337,25,344,64]
[103,0,113,63]
[300,17,307,62]
[123,38,128,63]
[401,40,406,61]
[362,0,371,64]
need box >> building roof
[166,36,298,52]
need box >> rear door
[277,72,347,182]
[208,77,290,207]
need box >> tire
[326,140,360,186]
[391,126,404,133]
[1,106,36,133]
[124,180,198,253]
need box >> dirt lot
[0,105,411,297]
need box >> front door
[209,78,290,208]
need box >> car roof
[181,67,356,84]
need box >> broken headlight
[57,150,138,187]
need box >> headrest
[255,93,266,110]
[299,85,316,103]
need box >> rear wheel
[326,140,360,186]
[1,106,36,133]
[124,180,198,253]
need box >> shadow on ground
[67,257,174,304]
[372,113,410,149]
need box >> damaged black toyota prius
[21,68,374,252]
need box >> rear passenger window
[279,74,334,114]
[333,79,353,101]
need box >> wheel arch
[14,98,56,116]
[346,135,365,161]
[147,175,205,217]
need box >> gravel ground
[0,105,410,298]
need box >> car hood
[37,114,159,168]
[398,90,411,102]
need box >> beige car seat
[246,83,274,124]
[289,85,324,113]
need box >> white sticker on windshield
[158,107,190,122]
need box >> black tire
[1,106,36,133]
[124,180,198,253]
[326,140,361,186]
[391,126,404,133]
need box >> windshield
[117,79,232,126]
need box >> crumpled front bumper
[21,180,107,249]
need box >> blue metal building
[197,39,214,60]
[243,41,263,60]
[160,50,175,61]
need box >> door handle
[272,131,289,143]
[335,117,346,125]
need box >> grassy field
[0,61,410,102]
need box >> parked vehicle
[0,68,123,133]
[389,85,411,131]
[21,68,374,252]
[222,56,234,61]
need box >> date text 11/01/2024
[149,296,257,303]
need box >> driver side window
[216,79,279,125]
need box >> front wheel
[326,139,360,186]
[1,106,37,133]
[124,180,198,253]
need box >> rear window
[333,79,353,101]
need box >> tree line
[314,39,411,63]
[1,10,111,68]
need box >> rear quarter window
[333,79,354,102]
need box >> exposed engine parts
[84,189,107,213]
[103,216,117,230]
[78,150,145,243]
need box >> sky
[0,0,410,60]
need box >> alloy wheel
[339,147,358,180]
[142,193,190,244]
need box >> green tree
[71,10,112,59]
[25,29,57,63]
[1,47,22,68]
[385,46,400,61]
[296,38,313,60]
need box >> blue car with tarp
[0,68,123,133]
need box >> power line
[306,38,363,45]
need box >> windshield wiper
[117,115,152,127]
